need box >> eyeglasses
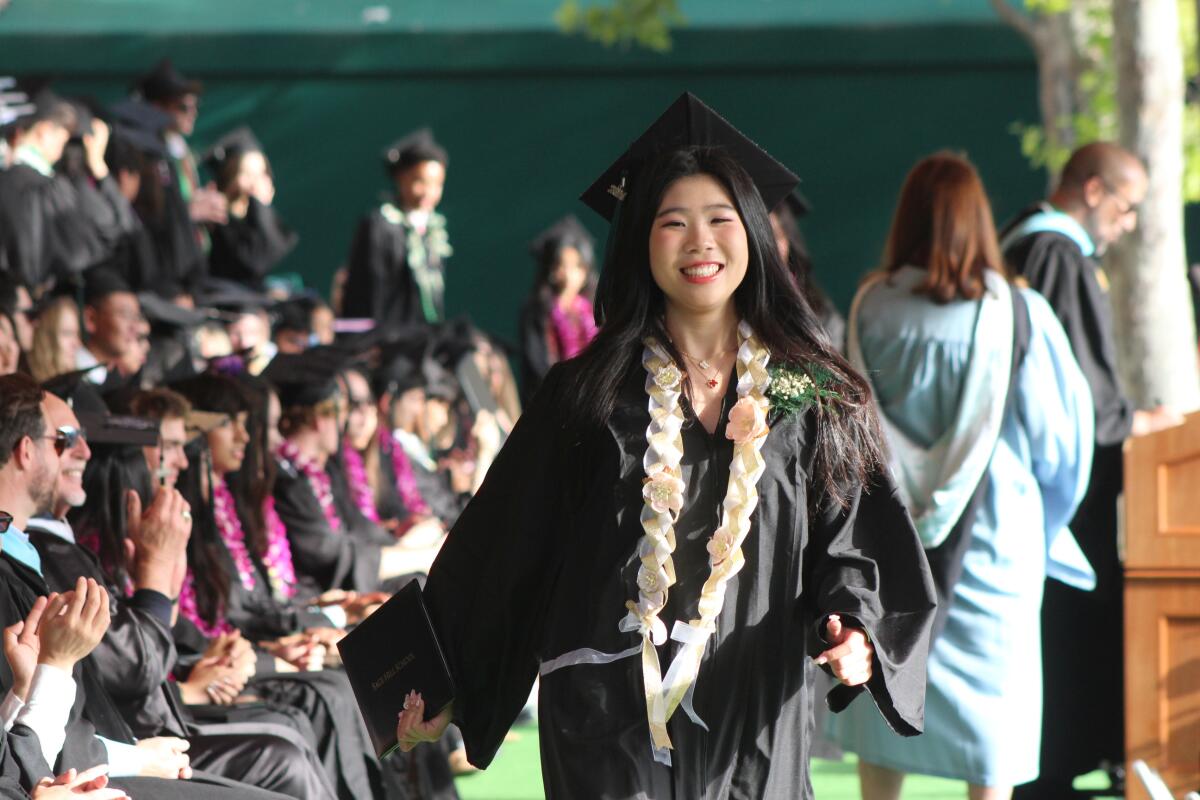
[1100,179,1140,218]
[39,426,83,455]
[0,512,11,534]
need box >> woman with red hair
[829,153,1095,800]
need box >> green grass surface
[454,723,972,799]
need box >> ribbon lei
[625,321,772,765]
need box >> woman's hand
[32,765,129,800]
[395,692,453,753]
[815,614,874,687]
[178,656,245,705]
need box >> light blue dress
[828,267,1094,786]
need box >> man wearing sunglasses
[25,379,335,800]
[0,373,298,800]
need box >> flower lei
[212,477,257,592]
[381,431,432,517]
[341,444,381,523]
[548,295,598,361]
[262,497,298,600]
[178,573,235,639]
[624,320,772,766]
[380,203,452,324]
[277,440,343,534]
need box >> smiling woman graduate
[396,94,937,799]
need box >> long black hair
[67,443,154,590]
[570,146,882,507]
[171,373,253,627]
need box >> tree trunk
[1109,0,1200,410]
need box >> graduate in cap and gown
[264,353,413,596]
[342,129,451,329]
[518,214,599,401]
[395,93,937,799]
[134,59,224,297]
[0,89,106,292]
[202,127,297,291]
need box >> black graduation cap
[202,126,262,173]
[783,187,813,219]
[107,99,170,159]
[262,350,343,409]
[381,128,448,174]
[136,58,203,104]
[194,278,272,317]
[138,292,213,331]
[579,92,800,222]
[42,370,159,446]
[529,214,595,269]
[25,87,76,130]
[83,268,134,307]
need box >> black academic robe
[273,454,392,596]
[207,198,298,291]
[141,157,205,295]
[0,552,293,799]
[1002,208,1129,790]
[1002,208,1133,447]
[0,165,103,289]
[517,296,554,403]
[27,529,336,800]
[423,361,936,799]
[342,208,444,328]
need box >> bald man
[1002,143,1179,799]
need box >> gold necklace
[677,347,734,390]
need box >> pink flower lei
[341,444,380,523]
[212,477,257,592]
[178,573,234,639]
[262,496,298,600]
[276,439,343,534]
[380,430,431,517]
[548,295,598,361]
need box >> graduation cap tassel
[593,171,628,327]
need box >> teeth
[682,264,720,278]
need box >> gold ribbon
[623,321,772,765]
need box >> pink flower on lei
[726,397,768,444]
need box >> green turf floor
[453,723,968,799]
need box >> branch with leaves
[556,0,684,53]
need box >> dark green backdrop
[1,0,1054,345]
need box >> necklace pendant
[698,359,711,370]
[706,378,719,389]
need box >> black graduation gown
[141,158,205,295]
[517,295,553,402]
[0,165,103,289]
[207,198,298,291]
[0,552,293,799]
[1002,208,1129,789]
[342,208,444,328]
[27,529,336,800]
[423,361,936,799]
[273,455,394,595]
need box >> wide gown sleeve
[806,464,937,737]
[422,365,572,768]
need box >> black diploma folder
[336,580,455,757]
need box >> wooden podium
[1124,411,1200,800]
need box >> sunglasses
[40,425,83,455]
[0,512,11,534]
